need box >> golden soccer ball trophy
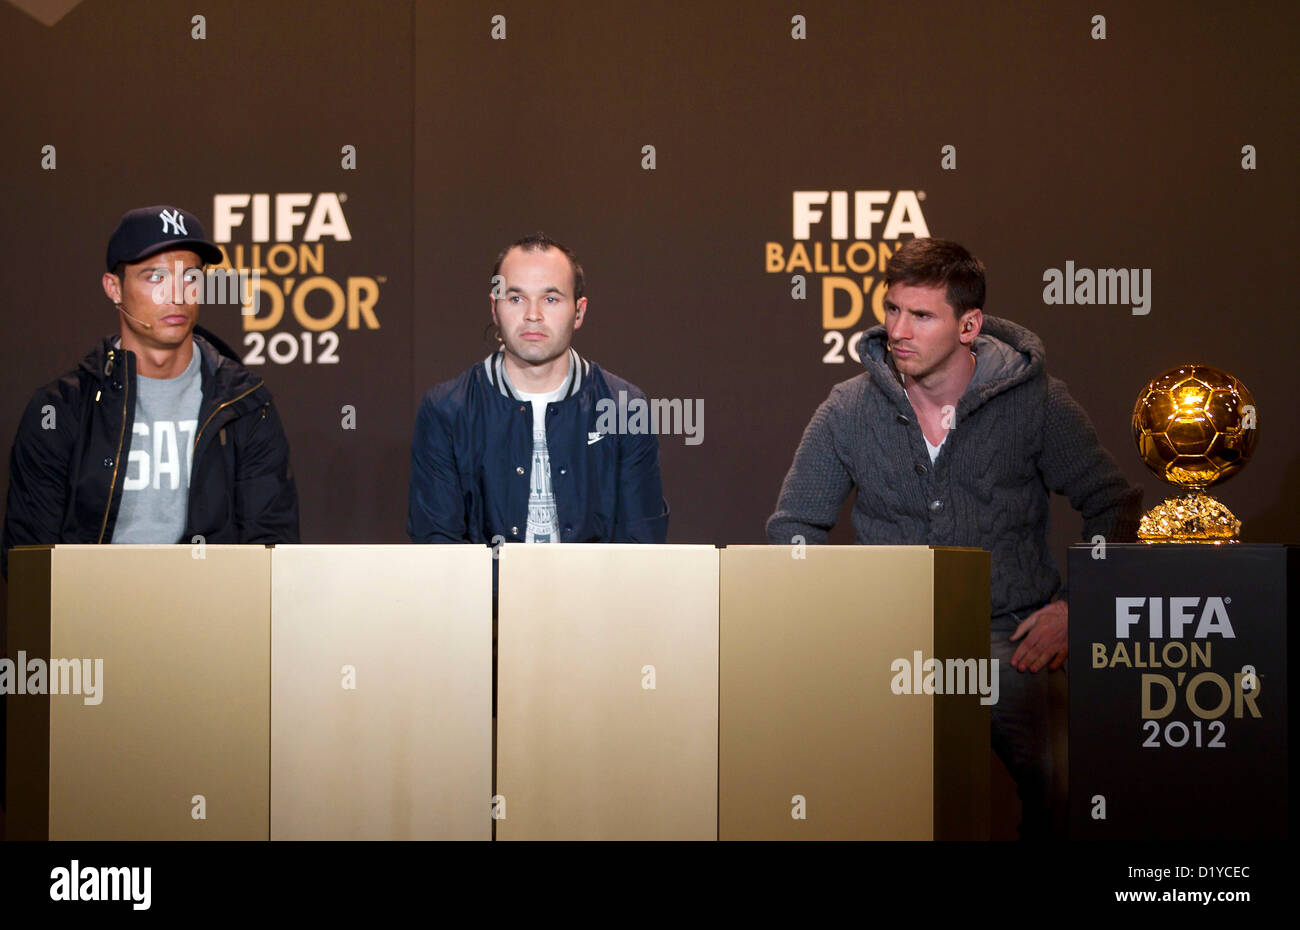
[1131,365,1258,542]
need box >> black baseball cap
[105,205,224,271]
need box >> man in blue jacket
[407,234,668,545]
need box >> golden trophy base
[1138,491,1241,543]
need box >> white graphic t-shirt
[111,346,202,543]
[515,381,568,543]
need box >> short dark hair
[112,262,125,282]
[884,238,985,315]
[491,233,585,301]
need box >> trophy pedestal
[1067,544,1291,840]
[1138,490,1242,542]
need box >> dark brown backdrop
[1,0,1295,566]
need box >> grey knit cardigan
[766,315,1143,621]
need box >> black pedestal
[1068,543,1291,840]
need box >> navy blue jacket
[407,355,669,544]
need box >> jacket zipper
[96,351,128,543]
[192,382,264,451]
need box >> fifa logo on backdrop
[764,190,930,365]
[210,193,386,367]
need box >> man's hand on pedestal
[1009,600,1068,672]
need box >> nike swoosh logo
[587,432,605,445]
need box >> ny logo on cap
[159,209,188,236]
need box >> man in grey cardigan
[767,237,1142,838]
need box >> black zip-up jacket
[2,327,299,578]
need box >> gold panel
[719,545,989,840]
[14,545,273,840]
[496,544,718,840]
[270,545,492,840]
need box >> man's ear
[960,308,983,344]
[488,292,500,328]
[102,271,122,305]
[574,296,587,329]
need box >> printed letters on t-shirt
[124,420,198,491]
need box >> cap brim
[124,239,225,267]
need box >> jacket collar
[80,326,263,404]
[483,347,587,401]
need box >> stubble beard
[503,318,574,369]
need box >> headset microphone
[116,304,153,330]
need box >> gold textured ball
[1131,365,1257,489]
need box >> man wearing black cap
[1,204,300,578]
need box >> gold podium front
[495,544,719,840]
[270,545,491,840]
[6,543,992,842]
[5,544,493,841]
[719,546,991,840]
[6,545,272,840]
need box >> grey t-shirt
[111,345,203,543]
